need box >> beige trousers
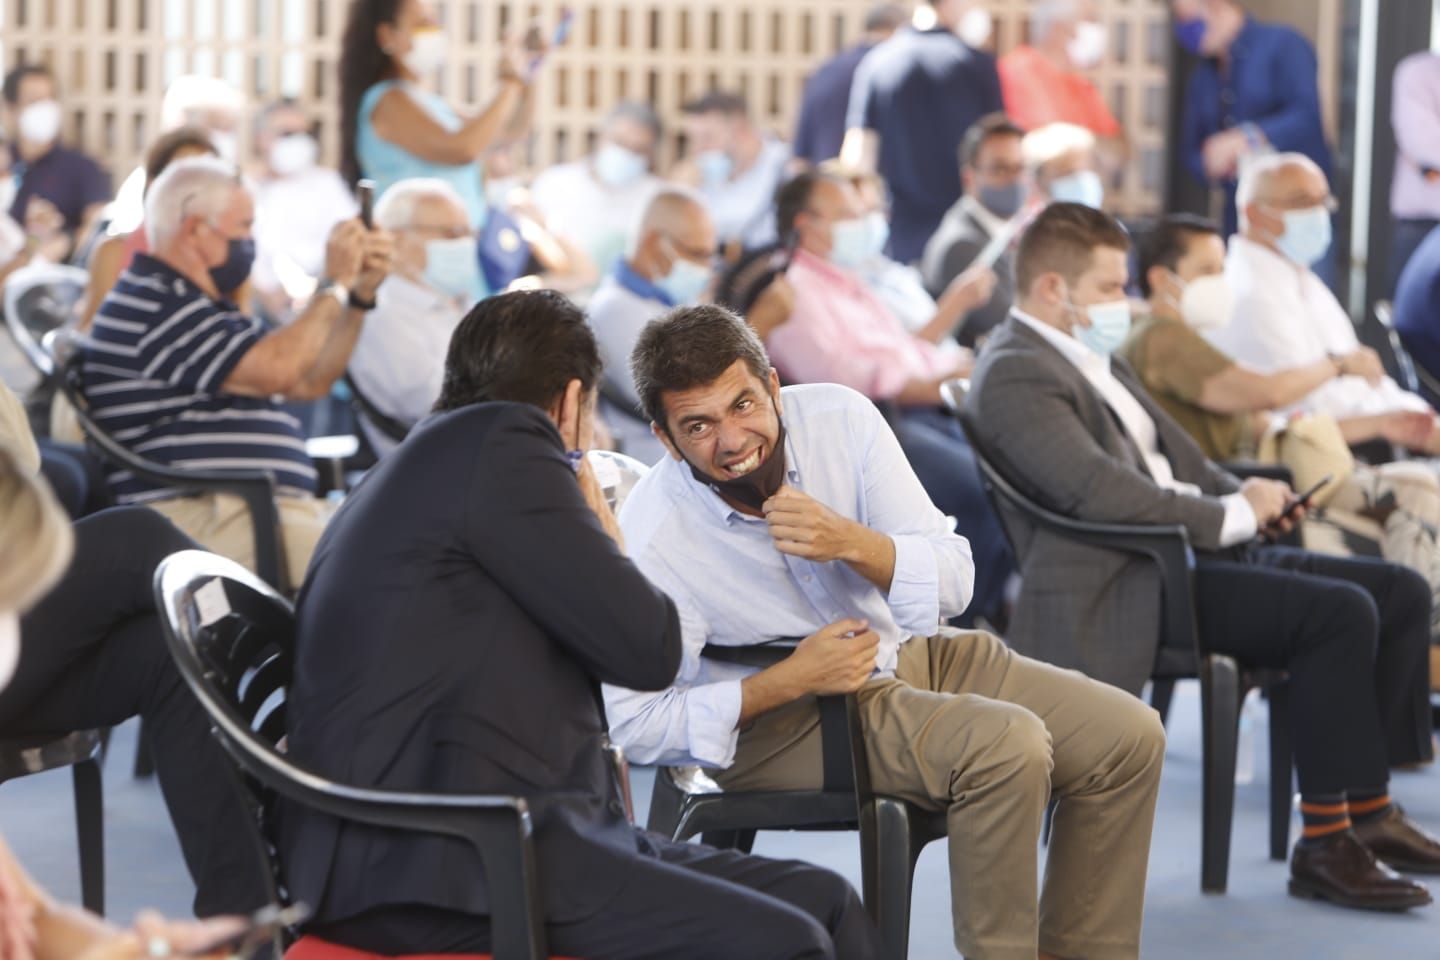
[148,492,336,592]
[717,630,1166,960]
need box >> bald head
[631,187,718,285]
[1236,152,1331,243]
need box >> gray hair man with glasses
[1210,152,1440,455]
[81,155,392,589]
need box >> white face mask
[1067,21,1108,70]
[268,133,318,176]
[0,611,19,693]
[1174,272,1234,332]
[18,99,62,145]
[958,7,994,48]
[401,28,448,76]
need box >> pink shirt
[767,249,955,400]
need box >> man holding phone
[967,202,1440,911]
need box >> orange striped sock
[1347,789,1393,825]
[1300,796,1351,842]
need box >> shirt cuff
[687,679,744,768]
[1218,492,1259,548]
[886,533,943,635]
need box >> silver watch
[313,276,350,306]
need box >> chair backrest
[3,263,88,378]
[714,242,789,316]
[586,449,649,513]
[1372,299,1421,394]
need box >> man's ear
[551,378,584,448]
[768,368,783,417]
[1146,264,1175,301]
[651,421,683,461]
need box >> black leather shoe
[1289,830,1432,911]
[1354,805,1440,875]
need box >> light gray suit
[965,316,1241,694]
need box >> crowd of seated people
[3,0,1440,957]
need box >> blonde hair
[0,443,73,614]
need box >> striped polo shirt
[82,253,317,503]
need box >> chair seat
[284,935,579,960]
[0,729,103,781]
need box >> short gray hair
[1031,0,1083,37]
[604,100,662,143]
[160,74,244,130]
[372,178,469,231]
[144,155,244,247]
[1234,151,1323,229]
[1022,122,1096,172]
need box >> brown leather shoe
[1354,805,1440,875]
[1289,830,1432,910]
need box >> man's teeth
[726,449,762,476]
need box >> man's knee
[1389,564,1432,624]
[971,703,1053,791]
[1312,580,1381,655]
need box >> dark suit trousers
[894,407,1014,626]
[1192,546,1434,795]
[312,831,881,960]
[0,507,270,916]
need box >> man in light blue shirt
[605,305,1166,960]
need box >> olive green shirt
[1118,313,1250,462]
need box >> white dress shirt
[252,167,359,298]
[603,383,973,768]
[529,160,661,278]
[700,138,792,249]
[1012,309,1258,546]
[348,274,464,456]
[1212,235,1430,419]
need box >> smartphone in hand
[356,179,376,229]
[1279,473,1334,521]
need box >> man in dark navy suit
[282,289,879,959]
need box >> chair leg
[132,720,155,779]
[1266,681,1293,862]
[1150,678,1177,727]
[862,799,917,960]
[644,769,685,837]
[72,758,105,916]
[1200,654,1241,894]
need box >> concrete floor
[3,681,1438,958]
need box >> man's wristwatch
[1328,352,1347,376]
[313,276,349,307]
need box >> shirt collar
[614,260,675,307]
[1011,307,1110,379]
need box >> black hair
[681,90,749,120]
[1136,214,1222,297]
[435,289,601,414]
[1014,201,1132,294]
[2,64,54,106]
[960,112,1026,171]
[630,304,773,428]
[338,0,406,187]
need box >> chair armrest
[343,375,411,445]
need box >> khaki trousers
[716,630,1166,960]
[148,492,336,592]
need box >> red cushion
[284,934,577,960]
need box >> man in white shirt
[607,305,1168,960]
[967,201,1440,912]
[679,91,792,252]
[530,101,664,280]
[251,99,360,322]
[349,179,481,455]
[1213,152,1440,454]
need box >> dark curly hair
[338,0,406,187]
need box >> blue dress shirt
[793,43,875,165]
[603,383,974,768]
[1182,17,1332,235]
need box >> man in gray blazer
[920,114,1026,347]
[967,201,1440,912]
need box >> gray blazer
[919,201,1016,348]
[965,316,1241,694]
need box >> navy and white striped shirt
[82,253,317,503]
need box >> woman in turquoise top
[339,0,535,229]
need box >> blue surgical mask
[864,212,891,261]
[1049,170,1105,209]
[656,243,712,305]
[828,217,879,270]
[1073,298,1132,355]
[423,235,485,303]
[1273,205,1332,268]
[1174,18,1207,55]
[977,181,1025,220]
[208,234,256,294]
[696,150,734,187]
[594,142,648,188]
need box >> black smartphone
[179,903,311,958]
[1280,473,1334,520]
[356,179,376,228]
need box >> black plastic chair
[57,343,288,592]
[343,373,410,453]
[946,385,1293,891]
[0,729,105,914]
[2,264,88,381]
[153,549,551,960]
[647,642,946,960]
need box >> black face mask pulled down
[687,420,788,512]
